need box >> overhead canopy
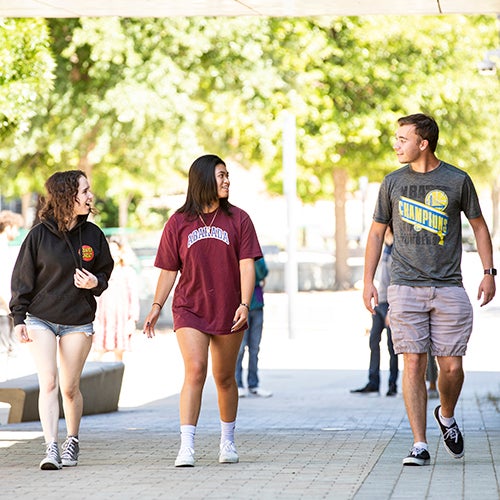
[1,0,500,18]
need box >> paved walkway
[1,287,499,499]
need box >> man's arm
[469,215,496,306]
[363,221,388,314]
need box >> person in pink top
[93,237,139,361]
[143,154,262,467]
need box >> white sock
[180,425,196,450]
[439,408,456,427]
[220,420,236,445]
[414,441,428,450]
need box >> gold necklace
[198,208,219,229]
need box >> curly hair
[39,170,91,232]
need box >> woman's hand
[74,268,98,289]
[231,304,249,332]
[15,324,32,343]
[142,306,161,338]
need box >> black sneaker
[350,384,379,394]
[386,384,397,397]
[402,446,431,466]
[433,405,464,458]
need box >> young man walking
[363,113,496,466]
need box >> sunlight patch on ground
[0,431,43,448]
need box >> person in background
[236,256,272,398]
[426,351,439,399]
[93,237,139,361]
[0,210,24,357]
[142,154,262,467]
[351,226,398,397]
[10,170,114,470]
[363,113,495,467]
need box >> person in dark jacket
[10,170,113,471]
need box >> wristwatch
[484,268,497,276]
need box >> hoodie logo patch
[80,245,95,262]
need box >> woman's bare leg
[58,332,92,437]
[176,328,210,425]
[210,331,244,422]
[28,329,59,443]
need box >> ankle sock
[414,441,428,450]
[180,425,196,450]
[220,420,236,445]
[439,409,455,427]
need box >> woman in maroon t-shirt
[143,154,262,467]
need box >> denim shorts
[25,314,94,337]
[387,285,473,357]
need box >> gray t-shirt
[373,161,482,287]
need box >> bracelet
[240,303,250,310]
[152,302,163,309]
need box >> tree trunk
[21,192,34,228]
[78,154,93,184]
[118,195,131,228]
[333,168,351,290]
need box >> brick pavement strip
[1,288,500,499]
[1,369,500,500]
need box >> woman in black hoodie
[10,170,114,470]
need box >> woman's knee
[213,370,236,390]
[39,374,59,395]
[184,360,208,386]
[60,383,81,402]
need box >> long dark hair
[177,154,231,217]
[39,170,92,232]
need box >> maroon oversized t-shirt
[155,205,262,335]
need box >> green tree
[256,15,500,287]
[2,15,499,288]
[0,17,54,207]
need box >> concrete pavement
[1,288,499,499]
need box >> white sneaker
[175,447,195,467]
[238,387,248,398]
[249,387,272,398]
[219,441,239,464]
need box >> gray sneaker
[40,441,62,470]
[61,436,80,467]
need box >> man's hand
[478,275,496,307]
[363,283,379,315]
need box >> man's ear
[419,139,429,151]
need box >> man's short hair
[398,113,439,153]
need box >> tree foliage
[0,17,54,194]
[1,14,499,234]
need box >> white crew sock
[414,441,428,450]
[439,408,456,427]
[180,425,196,450]
[220,420,236,445]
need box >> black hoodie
[9,215,114,327]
